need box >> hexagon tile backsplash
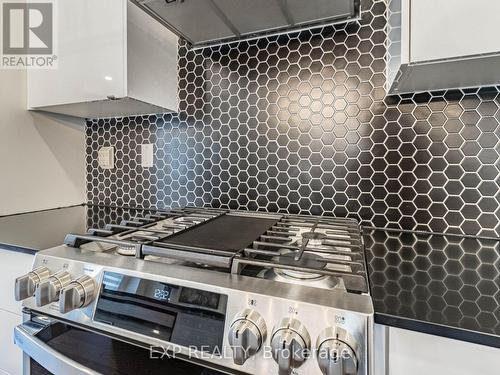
[86,0,500,237]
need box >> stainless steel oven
[16,309,226,375]
[15,207,374,375]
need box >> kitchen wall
[86,0,500,237]
[0,69,85,215]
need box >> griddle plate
[160,214,278,253]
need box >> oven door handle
[14,323,100,375]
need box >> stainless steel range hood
[131,0,360,49]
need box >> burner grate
[64,207,369,293]
[64,207,228,257]
[231,215,369,293]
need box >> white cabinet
[28,0,178,118]
[387,327,500,375]
[387,0,500,94]
[0,249,34,375]
[0,250,34,314]
[410,0,500,63]
[0,311,22,375]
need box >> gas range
[15,207,373,375]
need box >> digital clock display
[153,286,171,301]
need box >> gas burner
[174,216,203,225]
[256,248,349,290]
[116,233,159,256]
[116,246,136,256]
[258,267,344,290]
[276,249,327,280]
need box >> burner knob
[35,271,72,306]
[228,309,267,365]
[316,327,359,375]
[15,267,51,301]
[270,318,311,375]
[59,275,96,314]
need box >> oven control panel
[94,272,228,353]
[16,247,373,375]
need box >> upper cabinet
[387,0,500,94]
[28,0,178,118]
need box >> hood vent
[132,0,360,49]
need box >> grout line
[363,226,500,242]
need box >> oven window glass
[29,321,225,375]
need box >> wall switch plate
[141,144,154,168]
[98,146,114,169]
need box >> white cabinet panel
[27,0,178,118]
[373,324,388,375]
[28,0,126,108]
[410,0,500,62]
[126,1,178,112]
[387,0,500,93]
[0,249,34,314]
[0,310,22,375]
[388,327,500,375]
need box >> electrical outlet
[98,146,114,169]
[141,144,154,168]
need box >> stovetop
[65,206,369,294]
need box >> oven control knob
[35,270,72,306]
[270,318,311,375]
[228,309,267,365]
[316,327,359,375]
[15,267,51,301]
[59,275,96,314]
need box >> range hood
[131,0,360,49]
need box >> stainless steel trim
[102,224,175,235]
[207,0,240,37]
[276,0,295,26]
[132,0,360,50]
[64,234,142,249]
[142,243,233,268]
[14,324,100,375]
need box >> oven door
[14,313,227,375]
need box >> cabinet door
[410,0,500,63]
[28,0,126,108]
[0,249,34,314]
[0,310,22,375]
[388,327,500,375]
